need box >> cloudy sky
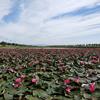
[0,0,100,45]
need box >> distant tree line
[0,41,100,48]
[0,41,33,47]
[48,44,100,48]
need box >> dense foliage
[0,48,100,100]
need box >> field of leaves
[0,48,100,100]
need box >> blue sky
[0,0,100,45]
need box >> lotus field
[0,48,100,100]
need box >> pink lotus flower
[89,82,95,93]
[13,83,21,88]
[31,78,37,84]
[93,56,97,59]
[91,59,98,64]
[15,78,22,83]
[80,61,85,65]
[65,87,71,94]
[64,79,71,84]
[91,56,98,60]
[74,77,80,84]
[20,74,26,79]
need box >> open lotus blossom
[13,83,21,88]
[92,56,98,60]
[20,74,26,79]
[64,79,71,84]
[74,77,80,84]
[31,78,37,84]
[80,61,85,65]
[89,82,95,93]
[65,87,71,94]
[91,59,98,64]
[15,78,22,83]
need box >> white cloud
[0,0,12,21]
[0,0,100,45]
